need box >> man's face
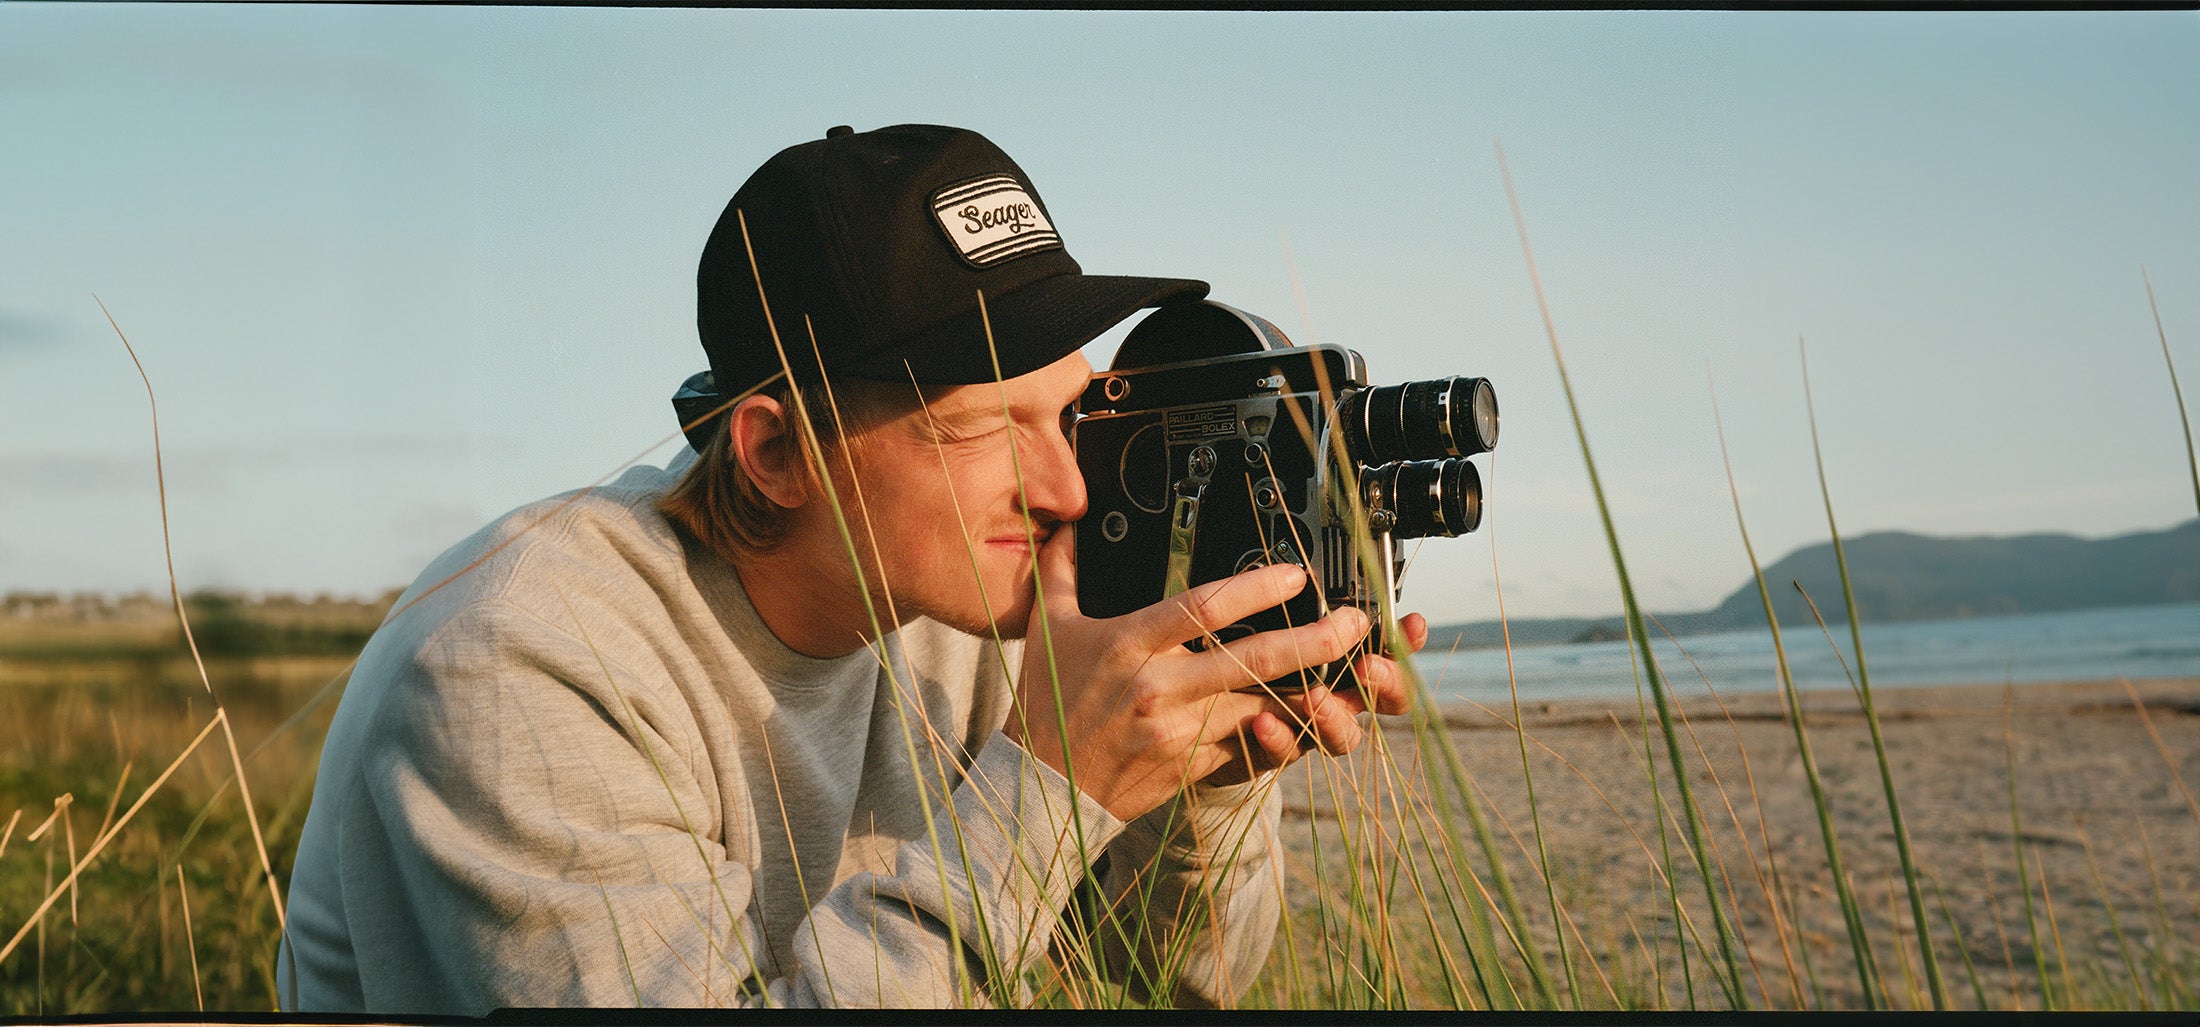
[828,351,1092,639]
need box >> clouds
[1,430,524,492]
[0,452,158,496]
[0,308,69,351]
[0,430,510,597]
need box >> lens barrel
[1363,458,1482,539]
[1339,377,1498,465]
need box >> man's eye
[1059,406,1079,438]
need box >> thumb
[1030,521,1081,623]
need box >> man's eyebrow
[930,404,998,428]
[916,402,1002,440]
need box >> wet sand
[1270,677,2200,1009]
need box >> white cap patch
[930,174,1062,267]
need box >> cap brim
[844,273,1209,385]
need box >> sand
[1268,677,2200,1009]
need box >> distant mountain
[1428,519,2200,651]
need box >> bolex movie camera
[1073,300,1499,691]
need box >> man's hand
[1005,523,1423,822]
[1197,609,1425,789]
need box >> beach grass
[4,240,2197,1013]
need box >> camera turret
[1074,299,1501,690]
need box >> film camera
[1073,300,1499,691]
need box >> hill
[1428,518,2200,651]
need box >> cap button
[826,125,853,139]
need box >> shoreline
[1414,675,2200,732]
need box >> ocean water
[1419,602,2200,704]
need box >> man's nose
[1019,427,1088,525]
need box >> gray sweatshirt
[277,458,1280,1012]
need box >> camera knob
[1253,477,1283,509]
[1100,510,1130,542]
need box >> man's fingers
[1248,712,1300,765]
[1198,712,1301,787]
[1315,686,1372,752]
[1222,691,1363,778]
[1182,691,1276,745]
[1278,685,1367,755]
[1362,610,1426,715]
[1347,651,1415,717]
[1398,611,1429,654]
[1190,604,1367,696]
[1129,562,1310,651]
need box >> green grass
[1,670,332,1012]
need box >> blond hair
[657,378,919,558]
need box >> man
[279,124,1425,1011]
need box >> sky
[2,6,2195,627]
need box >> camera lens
[1362,458,1482,539]
[1457,377,1499,455]
[1339,377,1499,464]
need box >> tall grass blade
[813,342,1061,993]
[1648,607,1808,1005]
[96,296,289,932]
[1359,735,1463,1008]
[740,212,1031,1002]
[2134,820,2189,1010]
[1400,708,1519,1008]
[2002,688,2055,1010]
[1487,464,1582,1008]
[592,876,644,1007]
[1618,643,1696,1008]
[1707,376,1879,1006]
[1278,296,1554,1008]
[2141,268,2199,516]
[1975,837,2023,1008]
[1797,339,1945,1008]
[175,864,203,1012]
[2035,857,2075,1007]
[2119,678,2200,825]
[1497,139,1745,1008]
[39,843,49,1013]
[1630,621,1779,1007]
[1927,875,1991,1010]
[61,801,77,925]
[92,762,132,853]
[1783,864,1827,1008]
[1363,745,1480,1010]
[1415,703,1552,1007]
[2073,817,2147,1009]
[1883,878,1919,1006]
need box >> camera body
[1073,300,1497,691]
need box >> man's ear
[726,395,812,509]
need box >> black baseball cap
[696,124,1209,400]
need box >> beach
[1269,676,2200,1009]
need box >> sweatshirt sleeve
[331,602,1123,1012]
[1084,775,1284,1007]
